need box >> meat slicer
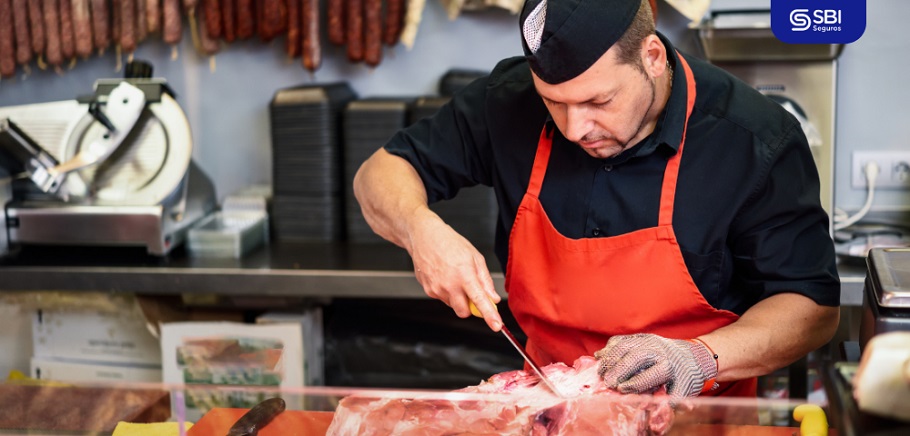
[0,65,216,257]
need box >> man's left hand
[595,333,718,398]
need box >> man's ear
[641,35,667,78]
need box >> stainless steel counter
[0,242,505,299]
[0,242,865,305]
[838,260,867,306]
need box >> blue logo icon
[771,0,866,44]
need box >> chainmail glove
[595,333,719,398]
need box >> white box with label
[31,357,162,383]
[256,308,324,387]
[32,309,162,366]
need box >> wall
[833,0,910,217]
[0,0,907,218]
[0,2,520,201]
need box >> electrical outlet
[851,151,910,189]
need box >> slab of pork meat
[326,356,674,435]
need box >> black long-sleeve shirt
[384,34,840,315]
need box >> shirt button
[593,228,601,236]
[603,165,613,172]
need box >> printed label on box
[161,322,304,422]
[32,309,162,366]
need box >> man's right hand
[353,149,502,331]
[406,207,503,331]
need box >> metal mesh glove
[595,333,718,398]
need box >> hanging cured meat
[43,0,63,68]
[0,0,16,77]
[58,0,74,61]
[258,0,287,42]
[193,1,219,73]
[202,0,221,39]
[12,0,32,68]
[90,0,109,53]
[363,0,381,66]
[383,0,405,46]
[146,0,160,33]
[161,0,181,44]
[71,0,93,59]
[135,0,148,43]
[221,0,235,42]
[327,0,344,46]
[301,0,320,72]
[345,0,363,62]
[27,0,46,62]
[2,0,415,75]
[235,0,254,39]
[117,0,138,54]
[286,0,300,58]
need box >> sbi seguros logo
[771,0,866,44]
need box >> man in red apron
[354,0,840,400]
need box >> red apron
[505,54,756,397]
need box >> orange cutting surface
[187,408,334,436]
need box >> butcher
[353,0,840,398]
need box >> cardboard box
[32,309,162,366]
[161,322,304,421]
[256,308,324,387]
[31,357,162,383]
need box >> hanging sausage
[72,0,93,59]
[286,0,301,58]
[258,0,287,42]
[27,0,46,66]
[12,0,33,69]
[345,0,363,62]
[302,0,320,72]
[119,0,138,54]
[202,0,221,39]
[59,0,75,62]
[383,0,405,46]
[221,0,235,42]
[235,0,254,40]
[90,0,109,54]
[136,0,149,44]
[327,0,344,46]
[162,0,182,45]
[43,0,63,69]
[146,0,160,34]
[2,0,420,77]
[0,0,15,78]
[363,0,381,67]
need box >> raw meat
[326,356,674,435]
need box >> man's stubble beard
[580,74,656,159]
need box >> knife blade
[470,302,567,398]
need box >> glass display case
[0,381,835,435]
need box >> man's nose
[564,105,592,143]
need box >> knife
[470,302,567,398]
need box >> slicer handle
[88,101,117,132]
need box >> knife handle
[469,300,499,318]
[469,302,484,318]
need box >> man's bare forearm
[698,293,839,382]
[353,148,435,252]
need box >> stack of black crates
[269,70,495,247]
[269,83,357,242]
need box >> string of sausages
[0,0,412,79]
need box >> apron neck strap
[658,51,697,227]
